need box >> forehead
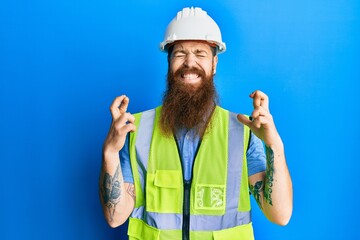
[172,41,213,52]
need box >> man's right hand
[103,95,136,154]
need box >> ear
[212,55,218,75]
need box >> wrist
[266,137,284,155]
[102,142,120,155]
[102,148,120,164]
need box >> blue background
[1,0,359,239]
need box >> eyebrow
[172,49,209,55]
[193,49,208,54]
[173,49,187,54]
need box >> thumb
[237,114,252,127]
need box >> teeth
[182,74,199,80]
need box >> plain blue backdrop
[1,0,359,239]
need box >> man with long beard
[99,7,292,240]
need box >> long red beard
[160,66,217,138]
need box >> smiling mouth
[181,73,200,81]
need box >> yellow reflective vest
[128,106,254,240]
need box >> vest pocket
[212,222,254,240]
[128,217,160,240]
[146,170,182,213]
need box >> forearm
[99,150,134,227]
[249,140,293,225]
[262,143,293,225]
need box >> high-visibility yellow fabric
[129,106,254,240]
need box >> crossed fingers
[237,90,272,128]
[250,90,269,110]
[250,91,272,129]
[110,95,129,119]
[110,95,136,133]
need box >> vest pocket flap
[154,170,181,188]
[128,218,160,240]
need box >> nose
[183,53,197,68]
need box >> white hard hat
[160,7,226,54]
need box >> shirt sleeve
[246,132,266,176]
[119,134,134,183]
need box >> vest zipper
[174,134,201,240]
[182,179,191,240]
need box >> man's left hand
[237,90,282,147]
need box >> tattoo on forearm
[127,184,136,201]
[264,146,275,206]
[250,181,264,209]
[101,164,121,222]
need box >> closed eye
[173,51,187,58]
[194,50,208,58]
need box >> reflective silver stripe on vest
[131,108,251,230]
[132,206,182,229]
[132,206,250,231]
[226,112,245,213]
[133,109,155,199]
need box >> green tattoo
[264,146,274,206]
[250,181,264,209]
